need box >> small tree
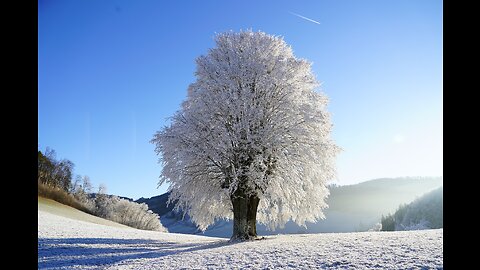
[152,30,340,240]
[82,175,93,194]
[94,184,113,218]
[381,214,395,231]
[72,175,95,212]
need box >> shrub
[100,196,167,232]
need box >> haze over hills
[381,186,443,231]
[136,176,443,237]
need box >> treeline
[381,186,443,231]
[38,148,75,193]
[38,148,92,213]
[38,147,167,232]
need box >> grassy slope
[38,196,130,229]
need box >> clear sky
[38,0,443,200]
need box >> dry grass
[38,182,93,215]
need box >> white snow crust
[39,208,443,269]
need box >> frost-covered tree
[74,181,167,231]
[94,184,113,218]
[152,30,340,240]
[72,175,96,212]
[110,197,167,232]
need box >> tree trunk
[247,195,260,237]
[231,184,261,241]
[231,186,249,240]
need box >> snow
[39,207,443,269]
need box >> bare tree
[38,148,74,192]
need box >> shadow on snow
[38,237,231,269]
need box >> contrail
[290,12,321,25]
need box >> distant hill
[328,176,443,216]
[137,193,201,234]
[136,176,443,237]
[381,186,443,231]
[136,192,174,216]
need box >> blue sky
[38,0,443,200]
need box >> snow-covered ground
[39,203,443,269]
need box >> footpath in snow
[38,207,443,269]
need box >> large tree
[152,30,340,240]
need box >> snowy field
[39,203,443,269]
